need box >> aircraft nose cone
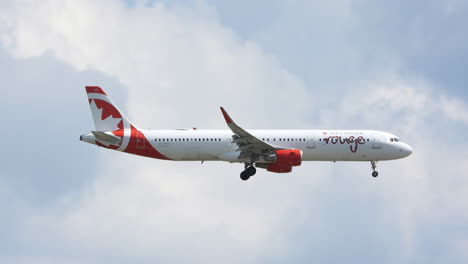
[401,144,413,157]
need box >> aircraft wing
[220,107,283,161]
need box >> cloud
[1,0,468,263]
[1,0,310,129]
[440,96,468,125]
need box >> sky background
[1,0,468,263]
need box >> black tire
[372,171,379,177]
[240,171,250,181]
[247,166,257,176]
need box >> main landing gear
[371,161,379,177]
[240,165,256,181]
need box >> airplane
[80,86,413,181]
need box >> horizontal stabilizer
[91,131,121,145]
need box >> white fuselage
[90,129,412,162]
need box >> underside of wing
[220,107,285,162]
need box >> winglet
[220,107,234,124]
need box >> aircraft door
[372,138,381,149]
[307,137,316,148]
[136,131,145,149]
[225,137,235,150]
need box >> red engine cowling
[266,149,302,173]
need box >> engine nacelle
[266,149,302,173]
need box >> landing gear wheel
[370,161,379,178]
[240,166,256,181]
[240,171,250,181]
[246,166,257,176]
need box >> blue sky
[1,0,468,263]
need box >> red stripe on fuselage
[95,127,171,160]
[123,126,172,160]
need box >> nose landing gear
[371,161,379,177]
[240,165,256,181]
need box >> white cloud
[1,0,310,129]
[440,95,468,125]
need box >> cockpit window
[394,138,399,142]
[390,138,394,142]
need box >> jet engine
[257,149,302,173]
